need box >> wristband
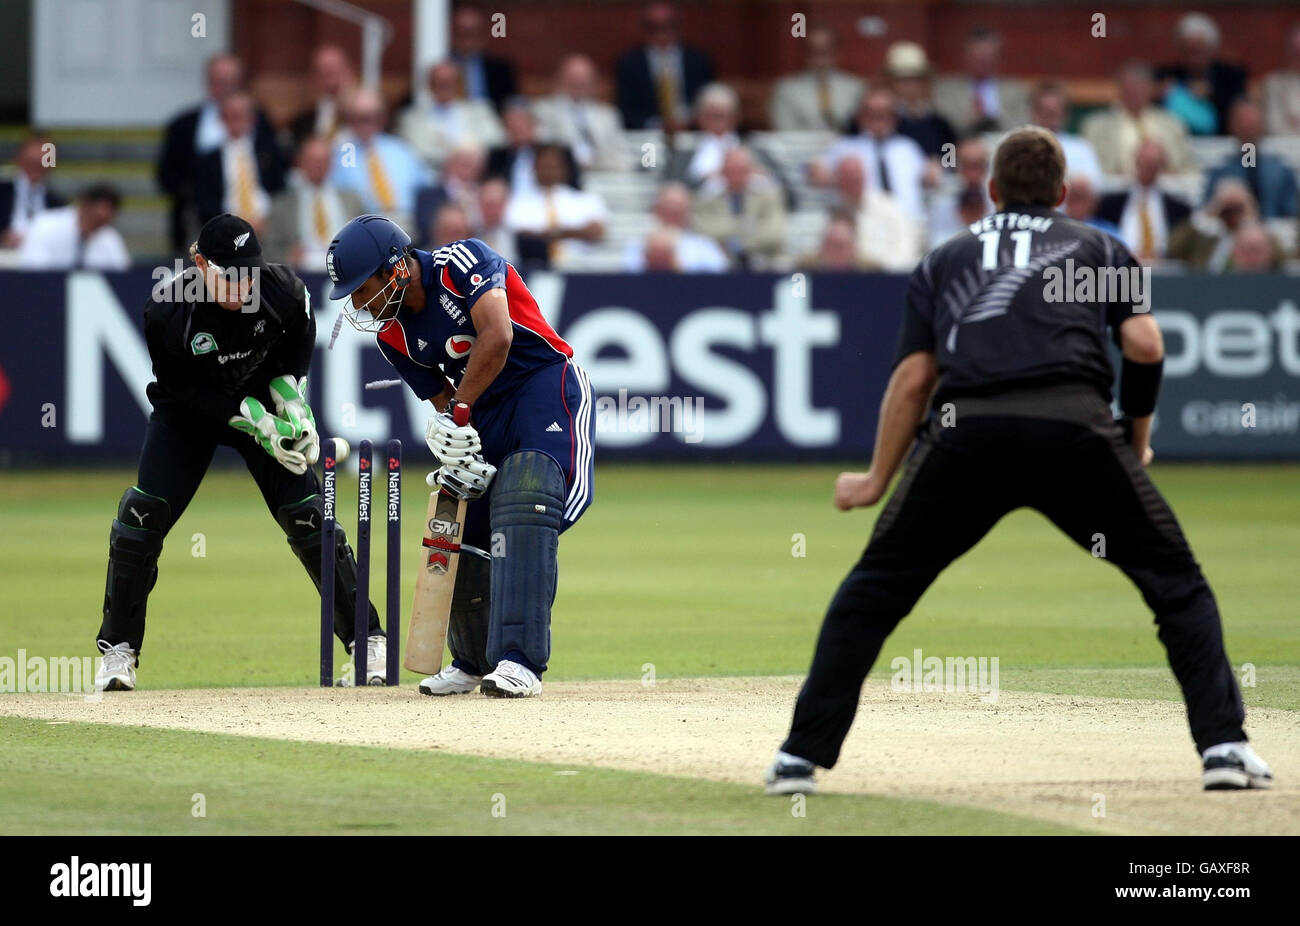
[1119,357,1163,417]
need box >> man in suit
[263,135,365,270]
[411,144,487,248]
[693,147,786,270]
[885,42,955,160]
[1157,13,1246,136]
[473,177,518,265]
[192,92,287,233]
[451,3,518,113]
[157,53,276,253]
[534,54,628,172]
[1029,81,1102,187]
[769,24,865,132]
[488,99,580,196]
[932,28,1029,134]
[1,136,64,249]
[615,1,714,131]
[330,88,431,227]
[1204,99,1297,219]
[1082,61,1196,176]
[286,45,355,154]
[399,60,504,168]
[1096,139,1192,263]
[1168,181,1277,272]
[1263,24,1300,136]
[665,83,782,191]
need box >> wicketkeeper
[94,214,386,690]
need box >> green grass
[0,717,1083,835]
[2,463,1298,702]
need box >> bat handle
[451,402,471,427]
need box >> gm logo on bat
[429,518,461,536]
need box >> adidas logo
[417,338,429,350]
[545,421,562,432]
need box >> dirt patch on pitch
[3,677,1297,835]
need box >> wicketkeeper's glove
[426,456,497,501]
[229,397,308,474]
[268,374,319,465]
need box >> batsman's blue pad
[487,450,564,672]
[101,487,170,648]
[449,549,492,676]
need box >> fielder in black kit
[767,127,1272,795]
[94,214,384,690]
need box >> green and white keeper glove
[229,397,308,474]
[268,374,319,466]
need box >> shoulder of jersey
[258,262,308,313]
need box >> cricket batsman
[767,127,1271,794]
[94,214,388,690]
[324,215,594,698]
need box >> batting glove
[229,397,308,474]
[426,456,497,501]
[424,402,480,465]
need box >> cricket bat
[403,487,467,675]
[404,402,473,675]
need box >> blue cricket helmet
[324,215,413,301]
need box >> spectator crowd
[4,3,1300,277]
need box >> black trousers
[782,399,1247,766]
[97,407,378,651]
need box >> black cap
[196,213,265,270]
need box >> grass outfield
[1,462,1296,835]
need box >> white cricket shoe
[340,634,388,686]
[1203,741,1273,790]
[480,659,542,698]
[95,641,137,692]
[418,665,482,696]
[764,751,817,795]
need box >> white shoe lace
[97,640,135,673]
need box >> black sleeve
[144,302,242,424]
[273,276,315,379]
[1101,235,1147,345]
[892,256,937,367]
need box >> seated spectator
[488,98,580,197]
[1203,99,1297,220]
[1156,13,1246,136]
[505,144,607,269]
[1263,24,1300,135]
[798,213,865,271]
[1063,173,1121,239]
[429,201,472,248]
[157,53,274,252]
[1029,81,1102,186]
[193,91,286,232]
[1227,222,1284,273]
[287,44,355,152]
[926,135,994,248]
[331,88,431,227]
[18,185,128,270]
[811,88,928,224]
[534,54,629,172]
[1082,62,1195,176]
[642,227,682,271]
[1095,139,1191,263]
[667,83,785,193]
[770,24,865,132]
[693,147,786,269]
[451,3,518,113]
[623,181,728,272]
[263,135,364,270]
[615,1,714,131]
[932,28,1029,134]
[400,61,504,169]
[830,156,922,270]
[413,144,486,247]
[473,177,518,265]
[1,136,64,249]
[885,42,955,160]
[1167,180,1269,272]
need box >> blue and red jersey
[375,239,571,407]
